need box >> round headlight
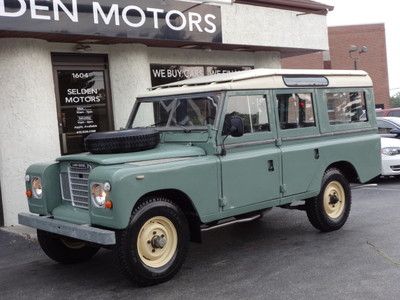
[103,182,111,192]
[91,184,107,207]
[32,177,43,198]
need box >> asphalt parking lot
[1,178,399,300]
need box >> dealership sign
[0,0,222,43]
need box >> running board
[201,214,262,232]
[279,204,306,211]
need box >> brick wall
[282,51,324,69]
[283,23,391,108]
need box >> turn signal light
[26,190,33,198]
[105,200,113,209]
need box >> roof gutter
[235,0,334,15]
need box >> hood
[381,137,400,148]
[57,143,206,165]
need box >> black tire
[114,197,190,286]
[85,128,160,154]
[37,230,99,264]
[306,168,352,232]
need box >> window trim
[283,75,329,87]
[320,87,374,134]
[128,91,224,131]
[223,94,271,136]
[272,89,320,138]
[275,91,318,130]
[218,90,277,146]
[325,90,368,126]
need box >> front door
[220,91,281,211]
[52,54,114,155]
[273,89,321,196]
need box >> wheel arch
[325,161,360,183]
[133,189,202,243]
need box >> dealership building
[0,0,332,226]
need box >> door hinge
[219,196,228,208]
[275,138,282,147]
[280,184,287,194]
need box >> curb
[0,225,38,241]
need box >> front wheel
[306,168,352,232]
[37,230,99,264]
[114,197,190,286]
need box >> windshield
[130,93,222,130]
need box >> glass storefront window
[55,64,113,155]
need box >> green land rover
[19,69,381,286]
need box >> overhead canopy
[0,0,332,54]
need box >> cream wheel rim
[323,181,346,219]
[61,238,86,249]
[137,216,178,268]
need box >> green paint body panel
[57,144,206,165]
[24,85,382,232]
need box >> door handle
[268,160,275,172]
[314,149,320,160]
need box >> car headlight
[31,177,43,199]
[382,147,400,156]
[91,183,111,208]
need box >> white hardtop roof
[141,68,372,98]
[152,69,368,89]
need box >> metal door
[219,91,281,210]
[273,89,321,196]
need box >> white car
[381,137,400,176]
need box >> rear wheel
[114,197,190,286]
[37,230,99,264]
[306,168,351,232]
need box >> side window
[388,110,400,117]
[277,93,316,130]
[326,91,367,124]
[223,95,269,135]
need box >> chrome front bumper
[18,213,116,245]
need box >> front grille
[60,164,91,209]
[60,172,71,200]
[390,165,400,172]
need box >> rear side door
[219,91,281,211]
[273,89,322,197]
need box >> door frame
[51,53,114,155]
[271,88,322,198]
[217,90,282,215]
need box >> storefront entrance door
[52,54,114,155]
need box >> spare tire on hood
[84,128,160,154]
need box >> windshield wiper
[146,122,166,128]
[176,124,192,133]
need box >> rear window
[326,91,367,125]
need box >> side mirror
[389,129,400,136]
[229,116,244,137]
